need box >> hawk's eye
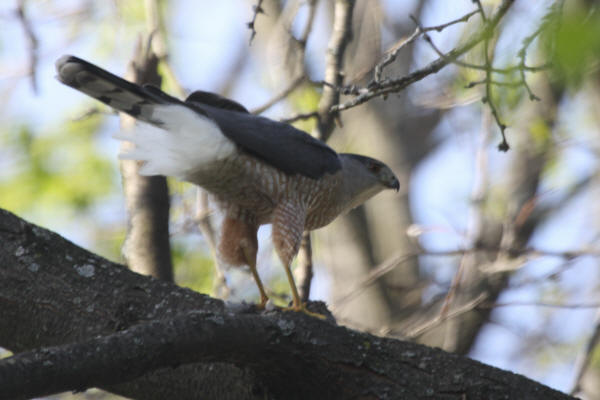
[368,162,382,173]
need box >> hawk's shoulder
[186,91,249,114]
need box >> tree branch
[315,0,355,141]
[0,208,577,400]
[247,0,265,44]
[330,0,516,113]
[15,0,39,93]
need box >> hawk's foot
[282,302,326,319]
[255,294,269,310]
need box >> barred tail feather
[56,55,179,124]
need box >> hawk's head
[338,154,399,212]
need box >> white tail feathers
[115,104,235,180]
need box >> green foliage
[528,117,553,151]
[543,7,600,88]
[172,238,215,295]
[0,114,116,215]
[115,0,147,24]
[591,342,600,368]
[289,85,320,133]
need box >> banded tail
[56,55,235,179]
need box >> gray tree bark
[0,208,576,400]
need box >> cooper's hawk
[56,55,399,316]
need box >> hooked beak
[386,176,400,192]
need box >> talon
[282,302,326,319]
[256,294,269,310]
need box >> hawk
[56,55,399,316]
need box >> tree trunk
[119,38,173,281]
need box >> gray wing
[56,55,341,179]
[185,95,341,179]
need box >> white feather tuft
[115,105,235,180]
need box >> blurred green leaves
[1,113,115,214]
[289,85,320,133]
[543,6,600,89]
[172,239,214,295]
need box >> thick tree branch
[0,208,577,400]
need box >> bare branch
[195,189,229,299]
[330,0,516,113]
[280,111,319,124]
[485,301,600,310]
[15,0,39,94]
[405,298,600,340]
[405,295,488,339]
[333,245,600,310]
[296,231,313,302]
[409,12,511,150]
[517,26,543,102]
[251,0,317,115]
[465,79,523,88]
[247,0,265,44]
[315,0,355,141]
[570,312,600,395]
[374,9,479,83]
[473,0,487,22]
[251,74,307,115]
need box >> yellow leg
[282,263,325,319]
[242,246,269,308]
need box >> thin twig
[330,0,517,113]
[251,74,307,115]
[405,294,488,339]
[374,10,479,83]
[570,311,600,395]
[473,0,487,22]
[280,111,319,124]
[485,301,600,310]
[481,17,509,151]
[296,231,313,302]
[16,0,39,94]
[247,0,265,44]
[465,79,523,88]
[332,245,600,310]
[438,105,492,322]
[517,26,543,102]
[426,9,480,32]
[405,297,600,339]
[253,0,316,116]
[298,0,318,46]
[410,13,509,150]
[72,107,115,121]
[374,31,421,84]
[195,190,229,299]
